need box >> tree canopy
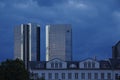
[0,59,29,80]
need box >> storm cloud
[0,0,120,61]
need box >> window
[107,73,111,79]
[115,73,119,80]
[88,62,91,68]
[55,63,58,68]
[55,73,58,79]
[81,73,85,79]
[41,73,45,78]
[75,73,78,79]
[61,73,65,79]
[92,62,95,68]
[88,73,91,79]
[70,64,77,68]
[68,73,72,79]
[67,30,70,32]
[34,73,38,78]
[101,73,104,80]
[94,73,98,79]
[51,63,54,68]
[59,62,62,68]
[48,73,52,79]
[84,62,87,68]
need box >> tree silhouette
[0,59,29,80]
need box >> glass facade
[14,23,40,68]
[46,24,72,61]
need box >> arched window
[92,62,95,68]
[88,62,91,68]
[51,62,54,68]
[55,63,58,68]
[84,62,87,68]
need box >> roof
[29,61,46,69]
[99,60,111,69]
[29,58,120,70]
[80,58,99,62]
[109,58,120,69]
[46,58,66,63]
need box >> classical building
[29,58,120,80]
[46,24,72,61]
[14,23,40,68]
[14,23,120,80]
[112,41,120,59]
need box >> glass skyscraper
[46,24,72,61]
[14,23,40,68]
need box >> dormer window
[70,64,77,68]
[55,63,58,68]
[84,62,87,68]
[51,63,54,68]
[80,59,99,69]
[88,62,91,68]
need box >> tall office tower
[46,24,72,61]
[14,23,40,68]
[112,41,120,59]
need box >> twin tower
[14,23,72,64]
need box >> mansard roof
[46,58,65,63]
[29,58,120,70]
[80,57,99,62]
[99,60,111,69]
[109,58,120,69]
[29,61,46,69]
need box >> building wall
[30,69,120,80]
[14,25,23,60]
[29,58,120,80]
[46,24,72,61]
[29,23,40,61]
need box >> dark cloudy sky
[0,0,120,61]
